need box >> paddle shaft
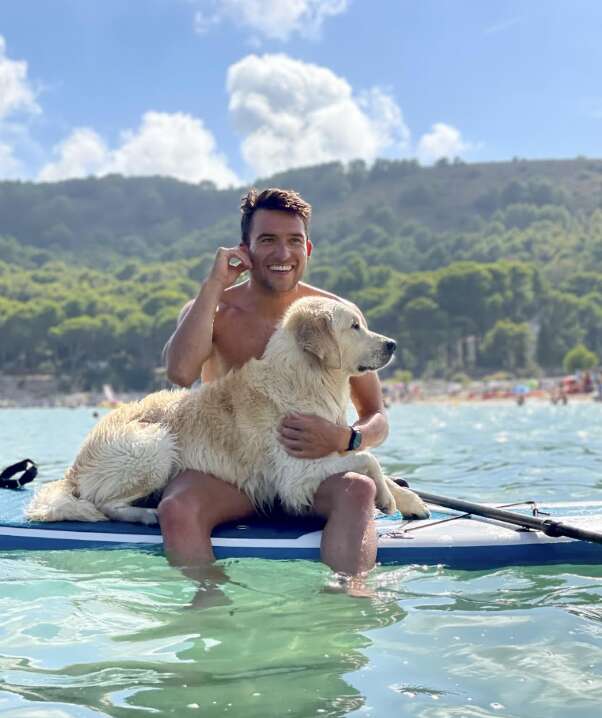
[413,490,602,546]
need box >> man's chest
[212,316,279,371]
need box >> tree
[187,254,215,282]
[401,297,448,373]
[347,159,368,188]
[563,344,598,373]
[536,291,583,368]
[436,262,493,334]
[0,300,63,369]
[141,289,189,316]
[49,315,120,377]
[480,320,532,371]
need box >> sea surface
[1,402,602,718]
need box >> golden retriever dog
[26,297,429,524]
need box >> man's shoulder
[212,282,255,315]
[213,285,250,329]
[176,284,247,325]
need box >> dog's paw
[376,489,398,515]
[139,508,159,525]
[397,490,430,520]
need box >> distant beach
[0,374,145,408]
[2,372,600,409]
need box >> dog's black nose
[386,340,397,353]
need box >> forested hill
[2,156,602,275]
[2,156,602,390]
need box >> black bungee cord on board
[0,459,38,489]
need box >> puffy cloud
[38,128,108,182]
[194,0,348,41]
[0,35,40,178]
[416,122,472,164]
[0,35,40,120]
[227,53,410,176]
[108,112,239,186]
[0,35,238,186]
[38,112,239,187]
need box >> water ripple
[2,405,602,717]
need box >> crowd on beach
[382,370,602,406]
[2,372,602,409]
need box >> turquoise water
[1,403,602,718]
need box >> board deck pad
[2,488,602,568]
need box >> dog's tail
[25,478,108,522]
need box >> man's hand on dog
[278,413,350,458]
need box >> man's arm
[164,245,252,387]
[164,280,223,387]
[348,371,389,450]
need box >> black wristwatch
[347,427,362,451]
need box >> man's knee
[316,472,377,514]
[159,471,215,533]
[158,469,254,534]
[340,473,377,506]
[158,492,201,541]
[158,492,191,530]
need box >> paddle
[410,488,602,546]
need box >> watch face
[351,430,362,450]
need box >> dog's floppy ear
[295,313,342,369]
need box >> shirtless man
[160,188,390,578]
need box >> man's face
[245,209,311,293]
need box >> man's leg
[312,472,378,576]
[158,470,255,578]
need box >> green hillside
[2,157,602,389]
[2,156,602,270]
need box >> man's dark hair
[240,187,312,245]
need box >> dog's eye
[351,321,360,330]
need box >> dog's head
[284,297,397,375]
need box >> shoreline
[1,373,599,409]
[0,392,145,409]
[1,391,599,409]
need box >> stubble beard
[255,270,300,294]
[251,261,306,294]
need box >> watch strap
[347,427,359,451]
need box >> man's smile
[268,264,294,272]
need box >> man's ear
[295,313,341,369]
[306,238,313,258]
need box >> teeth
[269,265,293,271]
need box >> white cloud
[0,36,239,187]
[416,122,472,164]
[0,141,23,178]
[0,35,40,120]
[194,0,348,42]
[0,35,40,178]
[108,112,239,186]
[227,53,410,177]
[38,128,108,182]
[38,112,240,187]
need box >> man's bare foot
[179,562,234,609]
[322,572,376,598]
[189,582,233,609]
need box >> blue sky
[1,0,602,187]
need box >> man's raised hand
[207,246,253,289]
